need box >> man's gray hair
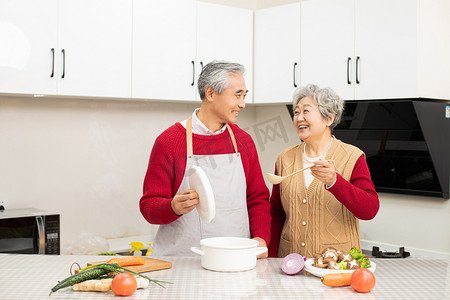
[198,60,246,100]
[292,84,344,130]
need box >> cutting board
[85,257,172,273]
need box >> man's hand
[171,189,199,216]
[253,237,268,259]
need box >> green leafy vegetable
[337,261,347,270]
[359,257,371,268]
[349,247,371,268]
[98,252,118,256]
[349,247,363,260]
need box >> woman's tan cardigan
[277,137,363,258]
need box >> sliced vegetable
[351,268,376,293]
[72,278,112,292]
[281,253,305,275]
[321,273,352,287]
[107,256,145,267]
[111,273,137,296]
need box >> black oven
[0,208,60,254]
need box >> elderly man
[140,61,270,257]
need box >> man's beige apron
[151,118,250,256]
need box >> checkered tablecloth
[0,254,448,299]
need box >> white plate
[304,258,376,278]
[189,165,216,223]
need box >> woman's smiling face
[293,96,333,141]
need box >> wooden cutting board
[86,257,172,273]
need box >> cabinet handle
[347,57,351,84]
[356,56,360,84]
[191,60,195,86]
[293,62,298,88]
[61,49,66,79]
[35,216,45,254]
[50,48,55,78]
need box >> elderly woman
[268,84,379,258]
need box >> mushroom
[347,260,360,269]
[328,261,340,270]
[313,254,328,268]
[339,252,353,263]
[323,256,337,264]
[314,253,324,264]
[323,249,338,262]
[322,247,338,255]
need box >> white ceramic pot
[190,237,268,272]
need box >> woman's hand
[253,237,268,259]
[311,159,337,187]
[171,189,199,216]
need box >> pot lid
[189,165,215,223]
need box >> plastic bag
[62,232,110,255]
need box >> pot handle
[190,246,205,256]
[255,246,268,256]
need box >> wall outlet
[0,199,8,210]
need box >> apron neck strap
[226,124,239,153]
[186,117,193,156]
[186,117,239,155]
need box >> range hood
[288,99,450,199]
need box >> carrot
[321,273,353,287]
[107,257,145,267]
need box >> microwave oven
[0,208,60,254]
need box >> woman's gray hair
[197,60,246,100]
[292,84,344,130]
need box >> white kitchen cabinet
[0,0,58,95]
[300,0,450,101]
[354,0,417,100]
[300,0,354,100]
[0,0,132,98]
[254,3,301,104]
[197,2,253,101]
[132,0,198,101]
[57,0,132,98]
[132,0,253,102]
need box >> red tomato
[111,273,137,296]
[351,268,376,293]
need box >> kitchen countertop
[0,254,448,299]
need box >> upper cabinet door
[254,3,301,103]
[354,0,417,100]
[57,0,132,98]
[132,0,197,101]
[300,0,355,100]
[0,0,58,95]
[196,2,253,101]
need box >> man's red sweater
[139,122,271,245]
